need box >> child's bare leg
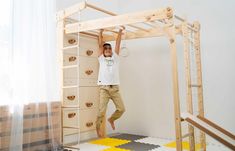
[108,118,115,130]
[96,126,103,138]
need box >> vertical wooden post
[166,25,182,151]
[182,22,196,151]
[77,10,81,145]
[193,21,206,151]
[56,11,65,144]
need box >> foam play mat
[89,133,160,151]
[63,133,230,151]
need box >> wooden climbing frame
[56,1,235,151]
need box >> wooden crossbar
[65,8,172,33]
[103,25,181,41]
[86,2,116,16]
[57,2,86,20]
[86,2,160,32]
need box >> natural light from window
[0,0,11,105]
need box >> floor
[64,133,230,151]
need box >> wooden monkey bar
[57,1,198,41]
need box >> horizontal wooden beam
[80,32,99,38]
[86,2,155,32]
[57,2,86,21]
[65,7,172,33]
[86,2,116,16]
[103,25,181,41]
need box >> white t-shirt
[97,52,120,85]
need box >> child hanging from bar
[96,28,125,138]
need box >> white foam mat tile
[206,143,231,151]
[149,143,231,151]
[149,146,176,151]
[79,142,110,151]
[135,137,173,146]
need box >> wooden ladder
[57,15,81,149]
[181,21,206,151]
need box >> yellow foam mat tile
[164,141,201,150]
[89,138,131,147]
[101,147,131,151]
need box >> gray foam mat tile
[117,141,160,151]
[110,133,148,141]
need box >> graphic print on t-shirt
[104,57,114,66]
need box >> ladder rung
[63,85,78,89]
[187,37,194,42]
[182,132,193,139]
[190,84,201,87]
[63,65,78,69]
[63,145,80,150]
[62,45,79,50]
[62,106,79,108]
[63,126,80,129]
[189,40,194,44]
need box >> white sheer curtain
[0,0,60,150]
[0,0,11,105]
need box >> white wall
[57,0,235,140]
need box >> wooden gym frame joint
[193,21,200,31]
[166,7,173,19]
